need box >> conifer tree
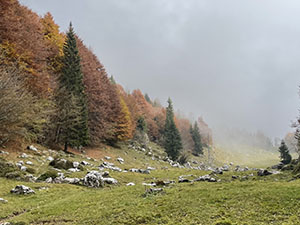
[279,140,292,165]
[56,23,89,151]
[190,122,203,156]
[163,98,182,160]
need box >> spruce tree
[279,140,292,165]
[190,122,203,156]
[163,98,182,160]
[56,23,89,151]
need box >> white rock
[47,156,54,161]
[27,145,38,152]
[73,161,80,168]
[26,161,33,165]
[45,177,53,183]
[147,167,156,171]
[20,153,29,158]
[20,166,27,171]
[104,156,111,160]
[10,185,35,195]
[126,182,135,186]
[0,198,8,203]
[103,177,118,185]
[81,161,89,166]
[68,168,80,172]
[117,157,124,164]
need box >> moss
[37,170,58,181]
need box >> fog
[20,0,300,139]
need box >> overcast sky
[20,0,300,138]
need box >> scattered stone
[83,171,104,188]
[0,198,8,203]
[27,145,38,152]
[63,177,80,184]
[103,177,118,185]
[45,177,53,183]
[146,188,164,194]
[102,171,109,177]
[126,182,135,186]
[257,169,273,176]
[24,174,37,182]
[99,162,122,172]
[10,185,35,195]
[20,166,27,171]
[20,153,29,158]
[68,168,80,172]
[26,161,33,165]
[73,161,80,168]
[194,174,217,182]
[117,157,124,164]
[155,180,175,186]
[142,182,156,187]
[0,150,9,155]
[104,156,111,160]
[232,175,238,179]
[47,156,54,161]
[81,161,89,166]
[147,166,156,171]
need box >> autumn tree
[163,98,182,160]
[56,23,88,151]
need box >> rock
[20,166,27,171]
[45,177,53,183]
[146,188,164,194]
[0,198,8,203]
[126,182,135,186]
[102,171,110,177]
[103,177,118,185]
[179,178,191,183]
[81,161,89,166]
[139,169,150,174]
[26,161,33,165]
[104,156,111,160]
[0,150,9,155]
[20,153,29,158]
[50,158,74,170]
[117,157,124,164]
[73,161,80,168]
[68,168,80,172]
[147,166,156,171]
[232,175,238,179]
[229,162,234,166]
[83,171,104,188]
[155,180,175,186]
[63,177,80,184]
[257,169,273,176]
[99,162,122,172]
[47,156,54,161]
[194,174,217,182]
[129,168,139,173]
[142,182,156,187]
[53,173,65,183]
[25,174,37,182]
[27,145,38,152]
[10,185,35,195]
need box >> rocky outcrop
[10,185,35,195]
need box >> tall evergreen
[163,98,182,160]
[56,23,89,151]
[190,122,203,156]
[279,140,292,165]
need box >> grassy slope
[1,143,300,225]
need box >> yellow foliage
[116,96,134,141]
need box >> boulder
[83,171,104,188]
[117,157,124,164]
[20,153,29,158]
[0,198,8,203]
[257,169,273,176]
[81,161,89,166]
[10,185,35,195]
[47,156,54,161]
[20,166,27,171]
[26,161,33,165]
[27,145,38,152]
[103,177,118,185]
[104,156,111,160]
[73,161,80,168]
[63,177,80,184]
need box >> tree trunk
[64,141,68,152]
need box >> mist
[20,0,300,139]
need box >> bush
[26,167,36,174]
[0,158,17,177]
[5,171,25,180]
[49,158,74,170]
[38,170,58,181]
[178,152,189,165]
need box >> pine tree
[163,98,182,160]
[144,93,151,104]
[56,23,89,151]
[190,122,203,156]
[279,140,292,165]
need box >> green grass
[1,143,300,224]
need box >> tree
[163,98,182,160]
[144,93,151,104]
[56,23,89,151]
[279,140,292,165]
[190,122,203,156]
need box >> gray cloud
[20,0,300,138]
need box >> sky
[20,0,300,139]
